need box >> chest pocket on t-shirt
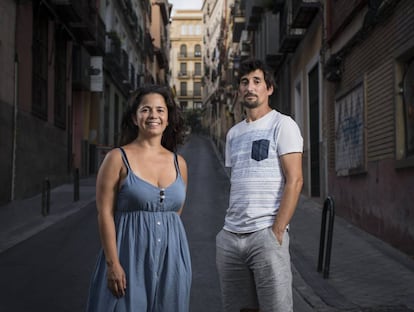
[251,139,270,161]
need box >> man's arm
[272,152,303,244]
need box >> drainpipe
[11,53,18,200]
[320,2,329,199]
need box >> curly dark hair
[238,58,275,90]
[119,85,185,152]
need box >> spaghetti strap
[119,147,131,172]
[173,153,181,177]
[174,153,181,176]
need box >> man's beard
[241,96,260,109]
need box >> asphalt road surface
[0,134,314,312]
[0,201,99,311]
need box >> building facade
[169,9,204,111]
[324,0,414,255]
[0,0,171,205]
[209,0,414,256]
[202,0,226,142]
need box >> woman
[87,85,191,311]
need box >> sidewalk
[1,167,414,311]
[290,195,414,311]
[0,176,96,253]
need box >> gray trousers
[216,227,293,312]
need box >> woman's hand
[106,261,127,298]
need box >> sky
[169,0,203,12]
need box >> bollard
[74,168,80,202]
[41,178,51,216]
[317,196,335,278]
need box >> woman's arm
[96,149,126,297]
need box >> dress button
[157,221,161,225]
[157,238,161,242]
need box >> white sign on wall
[90,56,103,92]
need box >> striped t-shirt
[224,110,303,233]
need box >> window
[181,25,187,35]
[180,44,187,57]
[195,25,201,35]
[402,60,414,156]
[180,82,187,96]
[194,82,201,96]
[194,63,202,76]
[194,44,201,57]
[396,49,414,166]
[180,63,187,76]
[32,3,49,120]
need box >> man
[216,59,303,312]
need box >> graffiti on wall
[335,83,365,176]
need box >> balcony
[231,1,246,43]
[233,15,245,43]
[193,71,202,79]
[279,6,305,53]
[50,0,83,23]
[104,33,130,93]
[105,33,121,63]
[177,71,190,79]
[177,91,202,99]
[177,52,202,59]
[279,28,305,53]
[52,0,100,43]
[83,15,106,56]
[155,48,168,69]
[291,0,321,29]
[104,35,131,95]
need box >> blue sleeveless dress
[87,148,192,312]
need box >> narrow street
[0,134,316,311]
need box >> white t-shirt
[224,110,303,233]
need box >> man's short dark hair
[238,58,275,90]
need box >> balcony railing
[279,6,305,53]
[177,70,203,79]
[177,52,202,59]
[178,71,189,78]
[177,91,202,98]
